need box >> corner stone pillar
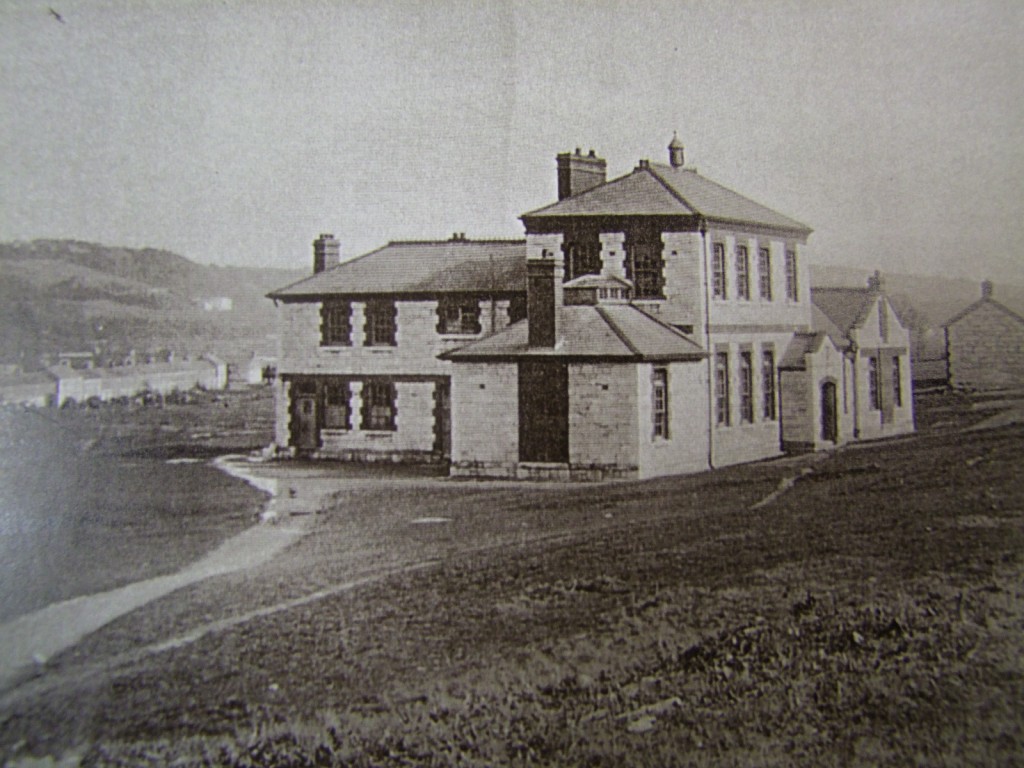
[350,381,364,431]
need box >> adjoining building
[268,137,916,479]
[267,235,527,463]
[778,272,915,451]
[943,280,1024,391]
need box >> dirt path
[0,455,340,693]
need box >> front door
[290,382,319,453]
[518,361,569,463]
[820,380,838,443]
[434,380,451,459]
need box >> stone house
[944,281,1024,391]
[779,272,914,451]
[267,235,526,462]
[268,137,915,479]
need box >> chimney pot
[982,279,994,298]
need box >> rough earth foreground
[1,393,1023,767]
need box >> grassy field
[0,388,274,620]
[1,390,1022,766]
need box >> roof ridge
[644,165,700,215]
[519,169,646,218]
[265,243,393,298]
[388,238,526,246]
[943,296,1024,328]
[650,162,812,233]
[627,303,702,343]
[594,306,642,357]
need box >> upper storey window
[364,299,397,346]
[758,247,772,300]
[437,297,482,335]
[712,243,727,299]
[321,300,352,347]
[785,249,799,301]
[625,227,665,299]
[561,223,602,282]
[736,245,750,300]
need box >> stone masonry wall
[636,360,710,478]
[450,362,519,477]
[705,231,812,330]
[948,303,1024,390]
[567,362,639,471]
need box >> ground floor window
[652,367,669,439]
[323,382,351,430]
[762,349,776,420]
[715,352,730,426]
[739,351,754,423]
[361,381,397,430]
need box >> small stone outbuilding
[944,281,1024,391]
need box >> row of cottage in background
[268,136,951,481]
[0,350,235,407]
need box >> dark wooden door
[518,360,569,463]
[291,387,319,453]
[820,381,838,443]
[434,380,451,459]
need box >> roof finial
[668,132,685,168]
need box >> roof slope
[268,240,527,299]
[522,163,811,235]
[811,287,878,339]
[779,332,832,370]
[441,304,705,362]
[943,296,1024,328]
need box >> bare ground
[1,390,1023,766]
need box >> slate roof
[440,304,706,362]
[268,240,527,300]
[811,287,878,341]
[943,296,1024,328]
[522,162,812,236]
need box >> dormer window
[437,297,482,335]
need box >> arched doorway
[821,380,838,443]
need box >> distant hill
[0,240,305,368]
[3,240,1015,376]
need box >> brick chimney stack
[313,234,341,274]
[981,279,994,298]
[556,148,606,200]
[527,247,564,347]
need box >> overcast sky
[2,0,1022,284]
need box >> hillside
[2,240,1015,374]
[0,240,305,368]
